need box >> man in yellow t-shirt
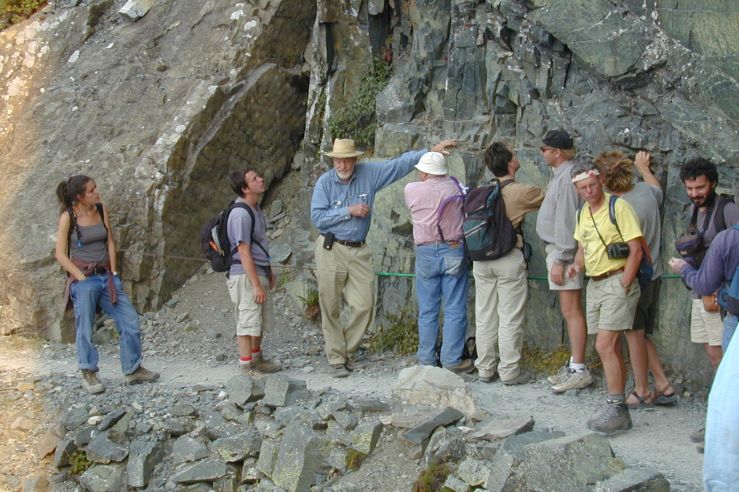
[567,160,644,435]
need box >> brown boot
[250,353,281,374]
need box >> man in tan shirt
[473,142,545,384]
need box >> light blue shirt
[310,149,426,242]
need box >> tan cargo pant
[314,237,375,365]
[472,248,528,380]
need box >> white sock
[570,362,586,373]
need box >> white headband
[571,169,600,183]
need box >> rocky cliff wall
[1,0,737,383]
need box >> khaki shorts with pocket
[226,274,273,337]
[586,272,641,333]
[690,298,723,346]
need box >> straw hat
[415,152,448,175]
[325,138,364,158]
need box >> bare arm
[566,243,585,279]
[621,238,643,293]
[54,211,87,281]
[102,205,117,274]
[237,243,266,304]
[634,151,660,189]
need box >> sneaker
[547,363,569,385]
[330,364,350,378]
[501,372,531,386]
[587,402,632,435]
[124,366,160,385]
[81,370,104,394]
[443,359,475,374]
[250,354,281,374]
[551,368,593,393]
[689,427,705,443]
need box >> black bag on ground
[463,179,517,261]
[201,201,250,272]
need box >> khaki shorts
[690,298,723,346]
[586,272,641,333]
[226,274,273,337]
[545,244,583,290]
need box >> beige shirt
[502,180,546,248]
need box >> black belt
[91,267,109,275]
[336,239,365,248]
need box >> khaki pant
[226,274,273,337]
[472,248,528,380]
[314,237,375,365]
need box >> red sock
[239,356,252,366]
[251,348,261,355]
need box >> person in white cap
[311,138,457,378]
[403,151,473,373]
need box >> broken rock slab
[79,464,126,492]
[118,0,154,20]
[225,374,265,407]
[594,468,670,492]
[400,407,464,459]
[487,432,625,491]
[270,422,333,492]
[392,366,487,427]
[172,460,229,484]
[263,374,308,407]
[85,432,129,464]
[127,438,164,488]
[350,420,383,455]
[472,415,535,441]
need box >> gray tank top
[70,222,109,264]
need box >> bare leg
[237,335,252,359]
[559,289,587,364]
[624,329,649,399]
[704,343,723,372]
[645,337,672,393]
[596,330,625,395]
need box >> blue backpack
[717,224,739,315]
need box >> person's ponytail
[56,175,92,213]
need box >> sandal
[626,390,654,410]
[654,384,677,406]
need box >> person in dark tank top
[54,175,159,394]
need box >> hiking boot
[587,402,632,435]
[250,354,281,374]
[444,359,475,374]
[125,366,160,385]
[547,363,569,385]
[344,359,360,372]
[81,370,104,394]
[330,364,350,378]
[689,427,705,443]
[501,372,531,386]
[478,373,497,383]
[551,368,593,393]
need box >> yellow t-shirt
[573,193,643,276]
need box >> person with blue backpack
[404,152,473,373]
[669,224,739,489]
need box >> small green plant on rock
[327,57,392,149]
[69,450,92,475]
[0,0,47,30]
[370,308,418,355]
[345,448,367,471]
[298,288,321,322]
[413,462,452,492]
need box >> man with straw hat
[311,137,457,378]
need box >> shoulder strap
[435,176,466,242]
[499,178,514,189]
[608,195,625,240]
[240,204,270,259]
[713,195,734,233]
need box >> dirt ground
[0,269,708,491]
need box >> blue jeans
[70,273,142,375]
[722,314,737,352]
[414,243,469,367]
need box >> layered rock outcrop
[0,0,737,383]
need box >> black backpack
[462,179,517,261]
[201,201,267,273]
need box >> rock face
[1,0,737,383]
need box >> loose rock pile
[21,365,671,492]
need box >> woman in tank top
[55,175,159,394]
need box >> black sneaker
[586,402,632,435]
[81,370,104,394]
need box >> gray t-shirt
[70,222,109,265]
[227,198,270,277]
[621,182,664,279]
